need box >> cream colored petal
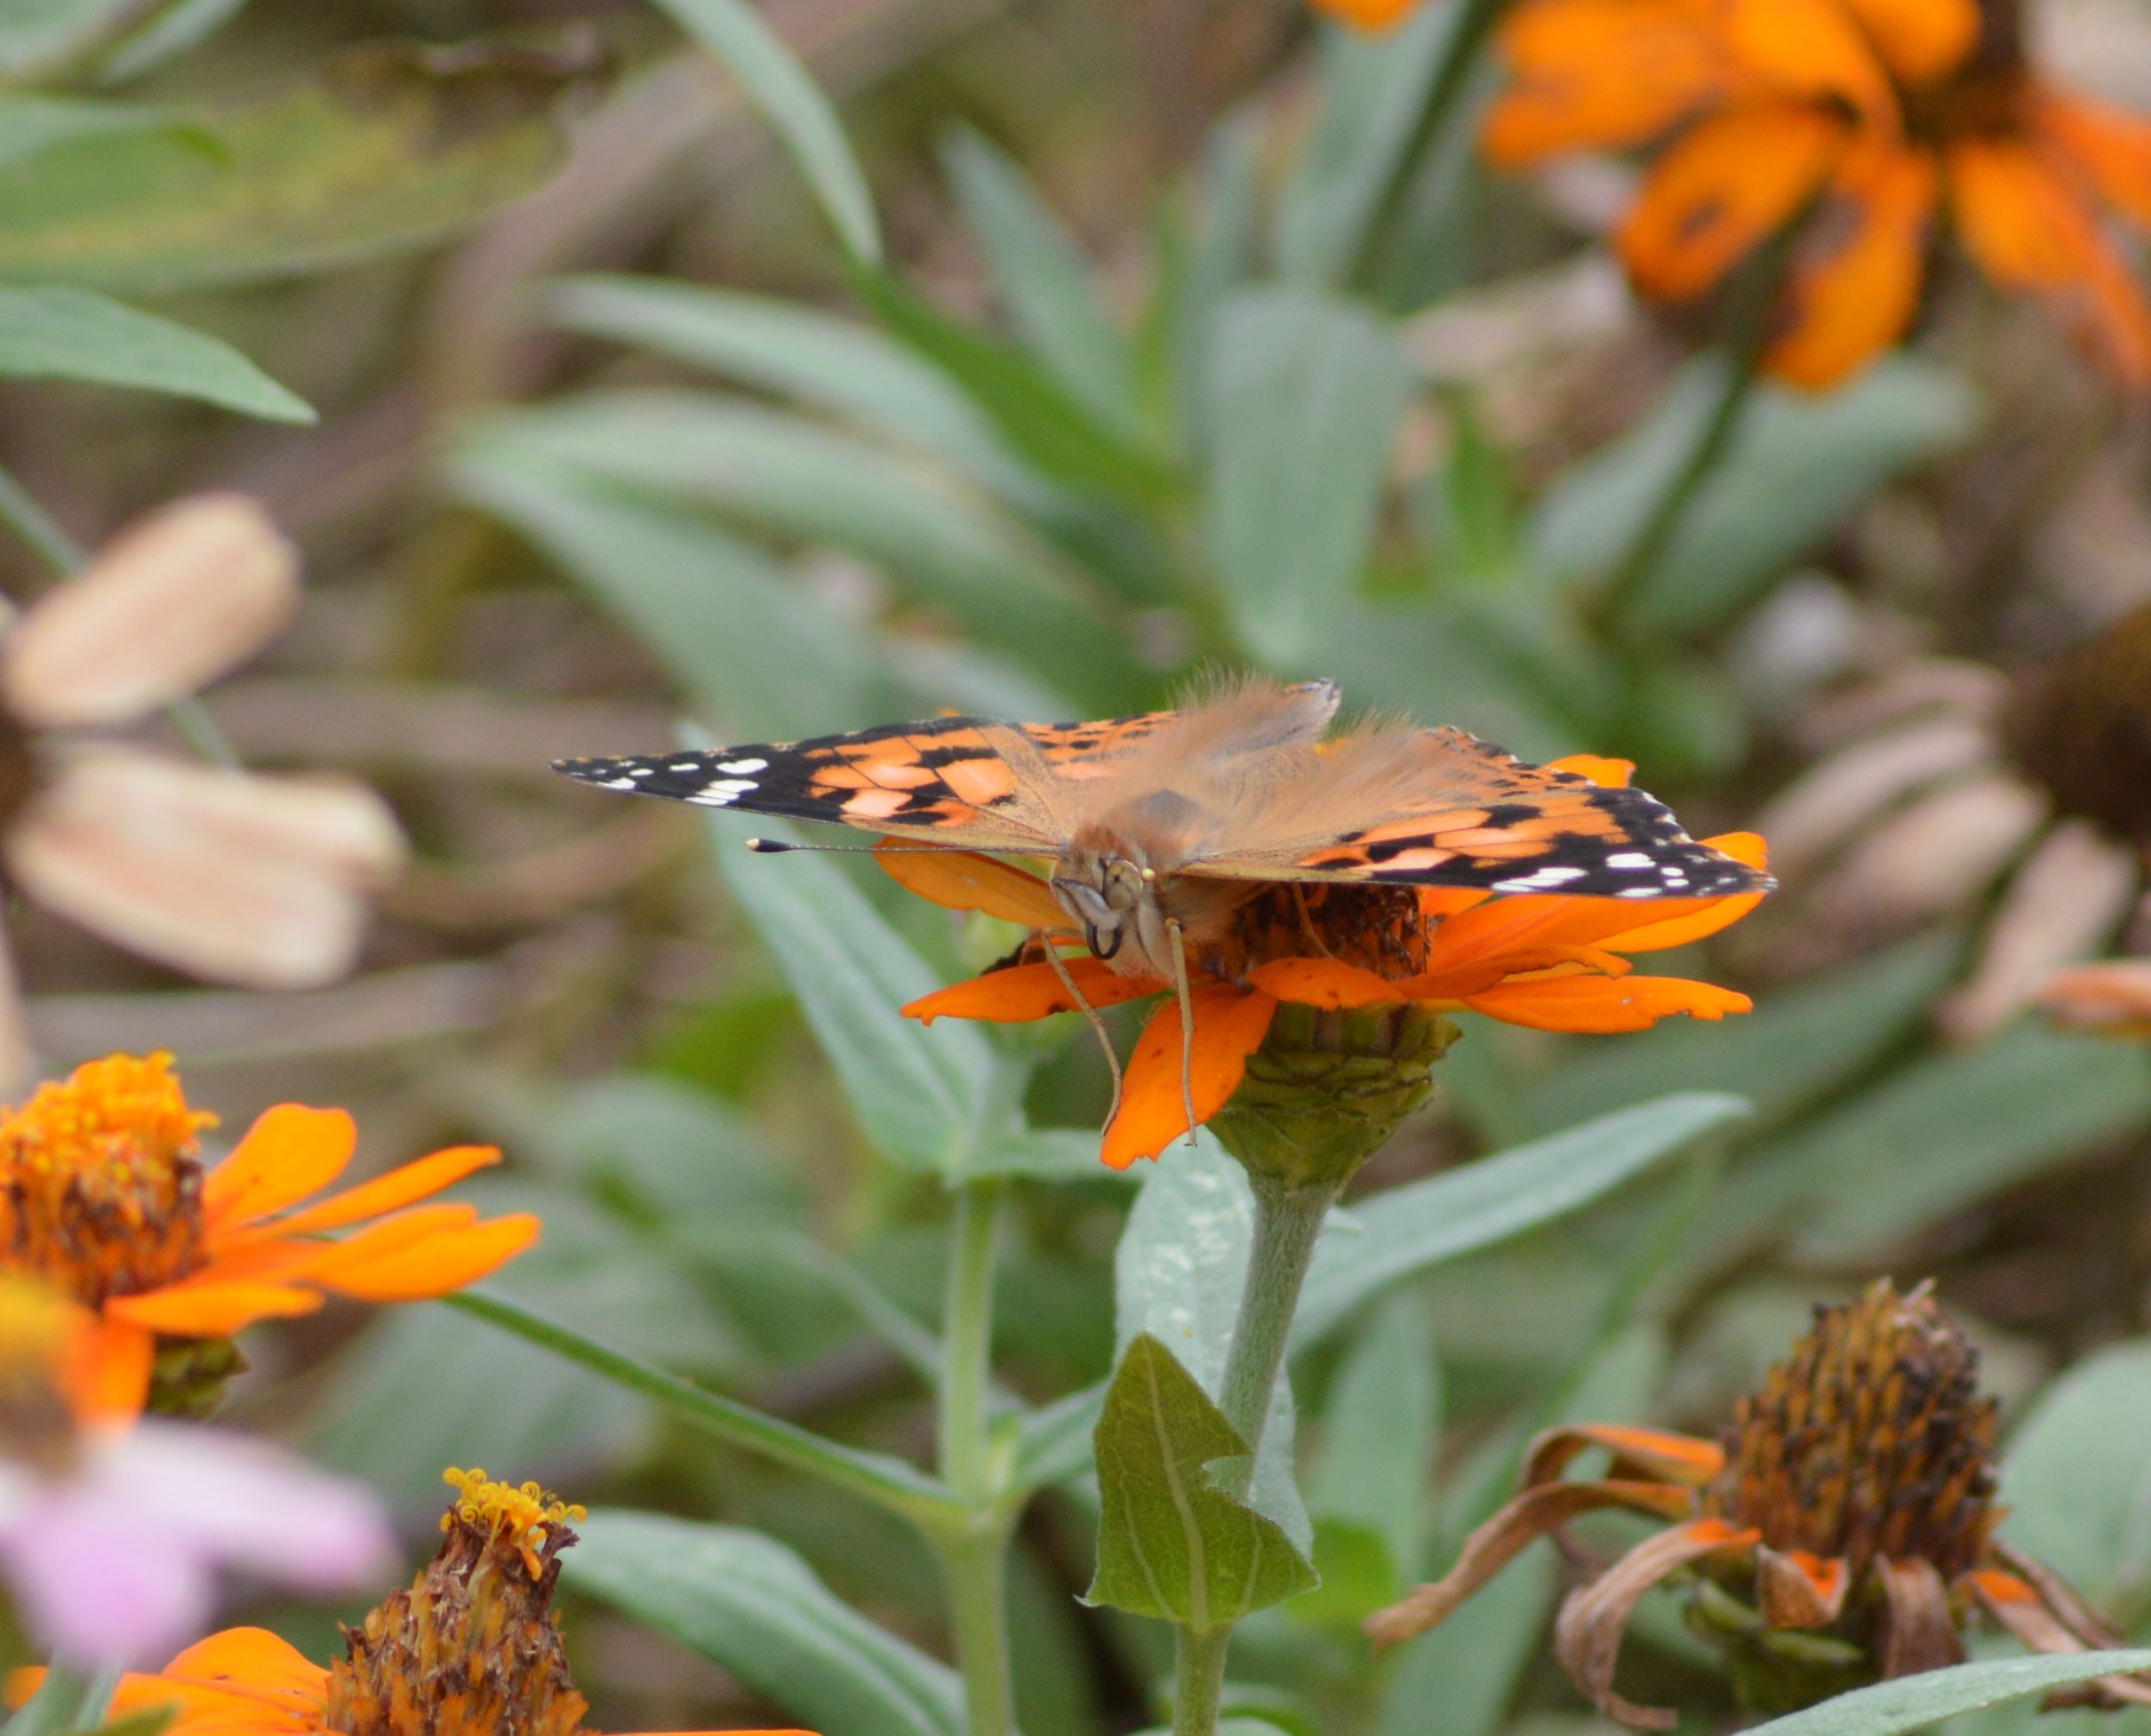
[1754,716,1995,881]
[3,495,298,731]
[1806,772,2047,928]
[9,748,405,989]
[1940,820,2140,1041]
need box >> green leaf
[706,818,998,1175]
[1372,1550,1553,1736]
[0,39,590,293]
[644,0,879,263]
[1534,356,1981,633]
[3,1669,117,1736]
[54,1712,172,1736]
[449,447,887,738]
[95,0,249,84]
[1742,1652,2151,1736]
[457,392,1118,692]
[942,127,1137,434]
[1310,1292,1437,1579]
[0,286,311,421]
[0,0,136,76]
[570,1511,960,1736]
[1528,931,1958,1134]
[1087,1334,1318,1626]
[1989,1339,2151,1604]
[1294,1092,1749,1345]
[1200,286,1413,663]
[853,265,1182,505]
[543,274,1007,469]
[1114,1135,1311,1555]
[0,97,207,171]
[1761,1024,2151,1261]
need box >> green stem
[934,1178,1018,1736]
[1343,0,1511,294]
[447,1289,960,1525]
[1171,1175,1340,1733]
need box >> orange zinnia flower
[16,1468,814,1736]
[893,757,1764,1168]
[1481,0,2151,386]
[1368,1280,2151,1727]
[0,1053,537,1418]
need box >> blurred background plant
[4,0,2151,1732]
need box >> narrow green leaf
[942,127,1136,434]
[96,0,248,83]
[1200,286,1412,663]
[707,818,996,1175]
[0,39,589,292]
[55,1711,172,1736]
[450,444,887,738]
[571,1511,960,1736]
[853,266,1182,505]
[1535,356,1982,633]
[1743,1651,2151,1736]
[1114,1135,1310,1554]
[1087,1333,1317,1625]
[1997,1340,2151,1603]
[0,0,136,76]
[0,96,208,170]
[645,0,880,264]
[3,1669,117,1736]
[1310,1292,1437,1577]
[458,392,1118,691]
[0,286,311,421]
[543,274,1006,467]
[1294,1092,1748,1345]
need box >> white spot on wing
[716,757,770,774]
[1607,852,1655,870]
[687,778,758,806]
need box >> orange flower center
[1703,1280,1998,1581]
[327,1469,592,1736]
[0,1053,217,1307]
[1214,882,1435,980]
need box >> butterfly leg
[1166,916,1200,1150]
[1043,941,1124,1126]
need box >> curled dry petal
[1553,1517,1761,1730]
[1522,1423,1727,1490]
[1755,1545,1850,1628]
[1366,1479,1701,1649]
[1970,1563,2151,1707]
[1875,1555,1964,1677]
[1,496,299,732]
[8,747,406,989]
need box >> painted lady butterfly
[554,677,1771,987]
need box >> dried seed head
[1704,1280,1999,1583]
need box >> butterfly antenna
[1043,944,1123,1126]
[747,838,1032,857]
[1165,917,1199,1149]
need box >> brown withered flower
[0,495,406,1089]
[1367,1280,2151,1728]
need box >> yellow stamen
[441,1467,587,1581]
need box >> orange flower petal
[63,1313,153,1422]
[1767,139,1938,389]
[1833,0,1978,86]
[1524,1422,1727,1488]
[1484,0,1729,168]
[1620,104,1848,301]
[1101,985,1278,1169]
[201,1104,355,1232]
[1546,754,1634,787]
[104,1280,326,1337]
[159,1625,331,1704]
[1312,0,1423,28]
[2037,92,2151,232]
[904,957,1159,1023]
[223,1144,502,1244]
[1951,136,2151,384]
[306,1212,541,1302]
[1465,974,1752,1030]
[874,840,1067,931]
[1247,956,1411,1009]
[1723,0,1899,121]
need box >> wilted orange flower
[1367,1280,2151,1727]
[17,1467,815,1736]
[0,494,405,1091]
[892,757,1764,1167]
[1479,0,2151,387]
[0,1053,536,1418]
[2038,956,2151,1036]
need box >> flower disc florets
[0,1053,216,1304]
[1704,1280,1998,1585]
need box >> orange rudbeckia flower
[894,757,1765,1168]
[0,1052,538,1417]
[15,1469,813,1736]
[1479,0,2151,386]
